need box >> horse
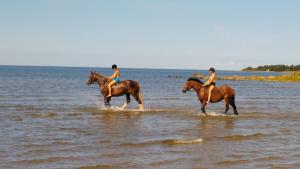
[86,71,144,110]
[182,77,238,115]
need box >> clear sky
[1,0,299,70]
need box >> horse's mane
[187,77,203,84]
[92,72,108,83]
[94,72,105,78]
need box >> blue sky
[1,0,299,70]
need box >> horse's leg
[121,93,131,109]
[103,96,110,108]
[106,96,111,107]
[229,96,238,115]
[224,97,230,114]
[103,96,107,106]
[133,93,144,111]
[201,102,207,115]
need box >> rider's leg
[107,80,116,97]
[207,85,214,104]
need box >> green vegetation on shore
[219,71,300,82]
[242,64,300,72]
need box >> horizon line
[0,64,242,71]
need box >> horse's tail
[228,87,236,103]
[229,91,238,115]
[231,95,235,103]
[129,80,144,105]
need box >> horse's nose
[182,90,187,93]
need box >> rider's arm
[108,70,118,79]
[203,74,214,86]
[203,78,211,86]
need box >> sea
[0,65,300,169]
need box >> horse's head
[86,71,100,85]
[182,77,203,93]
[182,79,192,93]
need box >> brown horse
[182,77,238,115]
[86,71,144,110]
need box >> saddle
[200,87,223,101]
[111,81,123,89]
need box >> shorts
[210,82,216,86]
[112,78,120,83]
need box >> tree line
[242,64,300,72]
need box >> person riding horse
[107,64,120,98]
[182,74,238,115]
[87,70,144,110]
[203,67,216,104]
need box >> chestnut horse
[87,71,144,110]
[182,77,238,115]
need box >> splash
[100,106,143,112]
[100,106,170,113]
[198,111,228,117]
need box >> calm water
[0,66,300,169]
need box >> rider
[107,64,121,97]
[203,67,216,104]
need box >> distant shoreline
[219,71,300,82]
[242,64,300,72]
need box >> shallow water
[0,66,300,169]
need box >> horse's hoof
[138,104,144,111]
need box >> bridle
[186,80,192,91]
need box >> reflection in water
[198,116,236,139]
[98,111,144,139]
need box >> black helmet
[112,64,117,69]
[209,67,215,72]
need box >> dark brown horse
[182,77,238,115]
[87,71,144,110]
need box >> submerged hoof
[138,104,144,111]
